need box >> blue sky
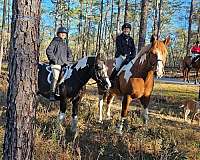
[40,0,196,38]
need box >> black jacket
[115,33,136,59]
[46,37,73,65]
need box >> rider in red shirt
[191,41,200,63]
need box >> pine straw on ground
[0,77,200,160]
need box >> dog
[179,99,200,125]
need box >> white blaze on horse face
[102,64,111,88]
[75,57,88,71]
[139,54,146,64]
[156,52,164,78]
[106,78,111,88]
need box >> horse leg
[117,95,132,134]
[194,69,199,84]
[183,69,186,82]
[71,96,80,132]
[140,96,150,124]
[184,108,190,122]
[59,99,67,123]
[187,68,190,83]
[106,93,115,119]
[98,94,104,123]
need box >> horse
[38,54,111,132]
[98,35,170,133]
[181,56,200,84]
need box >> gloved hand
[62,63,68,68]
[124,57,131,65]
[49,60,55,65]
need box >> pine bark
[3,0,41,159]
[138,0,149,52]
[186,0,194,55]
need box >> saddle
[109,57,132,88]
[191,55,200,64]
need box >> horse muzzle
[99,77,111,91]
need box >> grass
[0,75,200,159]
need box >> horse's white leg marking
[71,115,78,132]
[143,108,149,124]
[184,109,190,121]
[98,95,104,122]
[58,112,66,122]
[117,117,126,134]
[106,96,114,119]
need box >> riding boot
[49,79,57,101]
[109,68,118,86]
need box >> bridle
[146,48,164,71]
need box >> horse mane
[131,44,152,64]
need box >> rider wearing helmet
[46,26,73,101]
[191,40,200,64]
[110,23,136,82]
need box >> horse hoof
[70,126,77,133]
[71,117,78,133]
[98,120,103,124]
[58,113,66,122]
[143,119,148,125]
[116,128,123,135]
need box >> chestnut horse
[181,56,200,84]
[98,36,170,133]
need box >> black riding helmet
[57,27,68,35]
[122,23,131,31]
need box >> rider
[190,40,200,64]
[46,26,73,101]
[110,23,136,82]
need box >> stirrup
[49,93,56,101]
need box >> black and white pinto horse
[38,55,111,132]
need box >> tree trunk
[86,0,93,55]
[116,0,122,35]
[124,0,128,23]
[108,0,114,58]
[54,1,59,35]
[186,0,194,56]
[82,0,88,57]
[138,0,149,52]
[98,0,104,54]
[0,0,7,75]
[157,0,162,39]
[3,0,41,159]
[153,0,158,36]
[66,0,70,42]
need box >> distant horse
[181,56,200,84]
[38,55,111,132]
[98,35,170,133]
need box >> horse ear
[164,35,170,46]
[150,35,156,43]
